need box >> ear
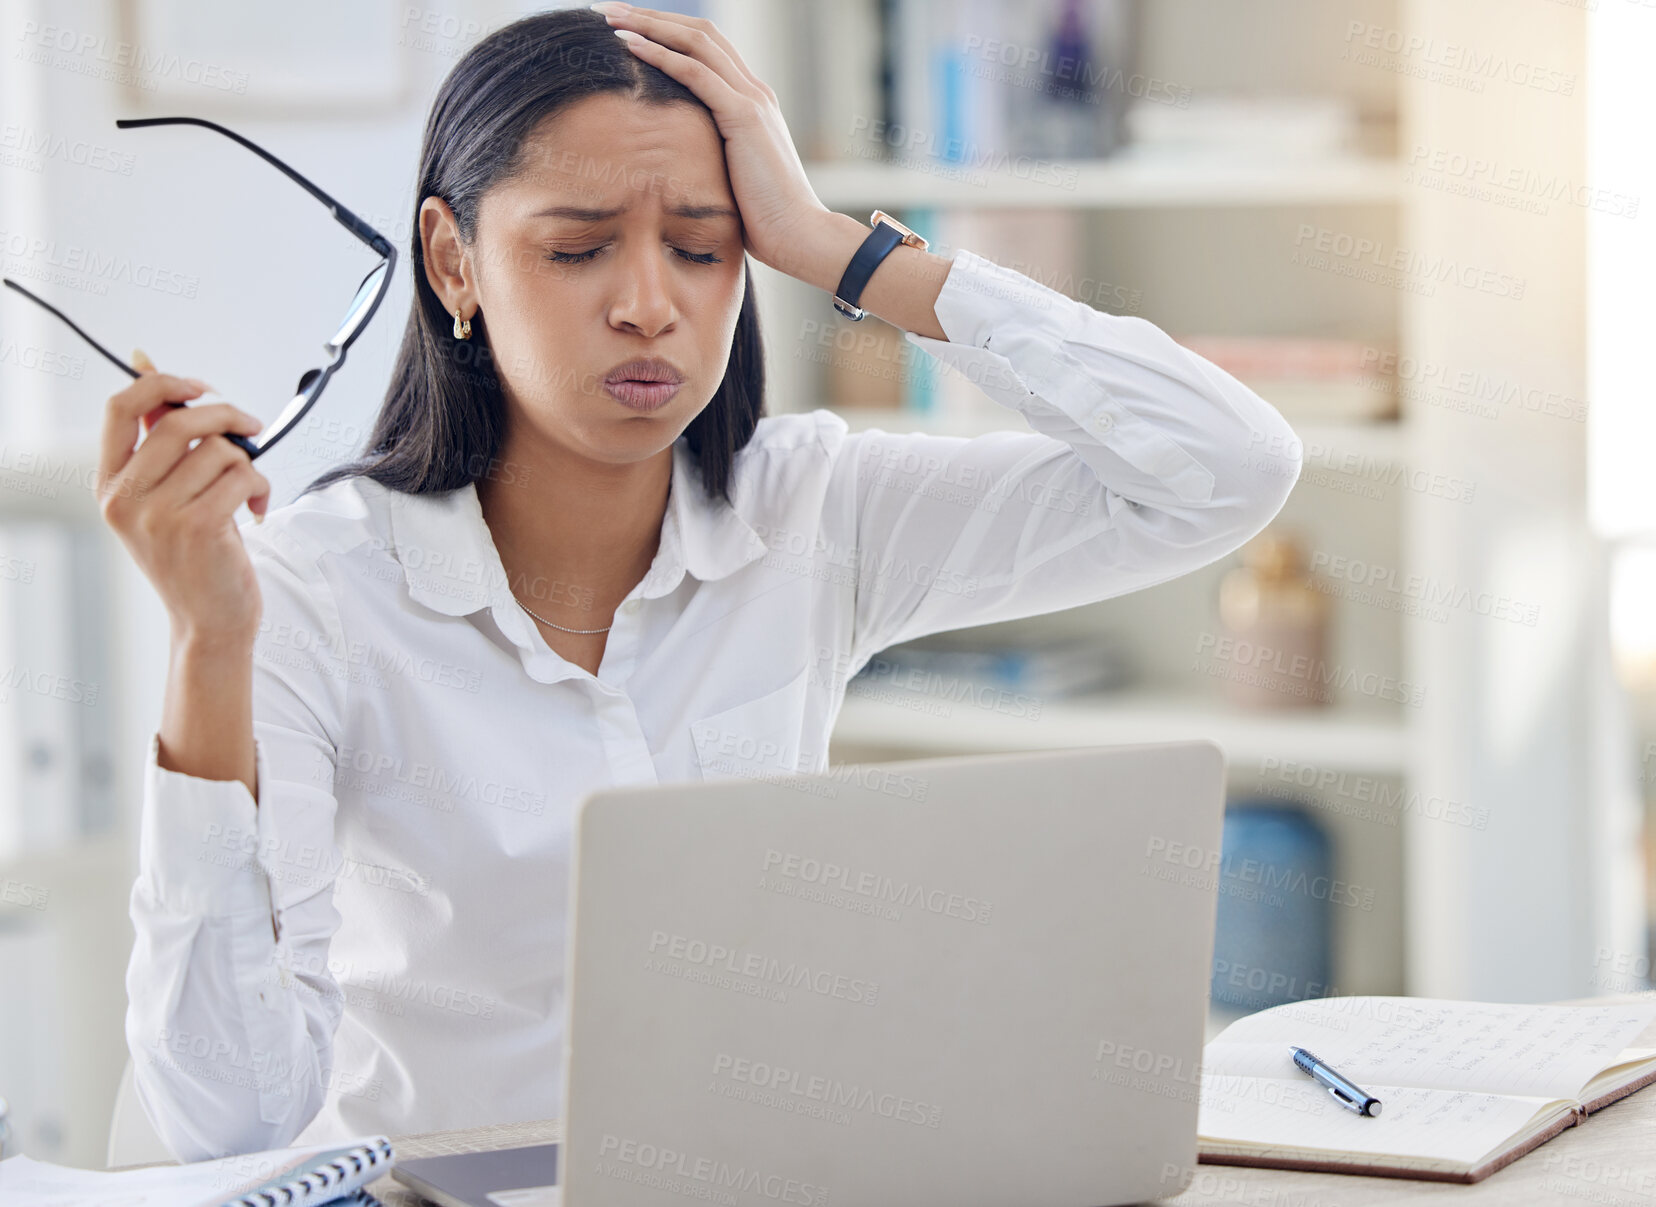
[419,196,472,315]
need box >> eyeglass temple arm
[2,277,139,379]
[114,116,393,259]
[0,275,257,457]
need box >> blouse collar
[384,436,769,622]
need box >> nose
[607,239,678,338]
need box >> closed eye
[544,244,723,266]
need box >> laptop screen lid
[561,740,1225,1207]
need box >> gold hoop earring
[453,307,472,340]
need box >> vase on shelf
[1215,528,1332,710]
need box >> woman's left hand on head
[590,2,832,278]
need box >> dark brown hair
[300,7,763,505]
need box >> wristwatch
[832,209,928,321]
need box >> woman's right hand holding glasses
[97,350,272,650]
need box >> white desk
[365,996,1656,1205]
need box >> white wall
[1398,0,1638,1000]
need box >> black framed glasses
[1,115,395,461]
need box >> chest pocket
[690,663,813,781]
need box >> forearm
[789,211,952,342]
[125,904,329,1160]
[158,633,258,803]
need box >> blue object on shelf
[1210,801,1334,1013]
[897,207,938,416]
[936,44,967,165]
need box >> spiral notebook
[0,1135,394,1207]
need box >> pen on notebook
[1291,1046,1383,1117]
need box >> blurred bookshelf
[833,689,1407,775]
[828,405,1411,466]
[805,154,1404,210]
[733,0,1417,1003]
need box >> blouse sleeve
[833,247,1304,669]
[123,524,351,1160]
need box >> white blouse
[124,248,1302,1160]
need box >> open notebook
[1198,996,1656,1183]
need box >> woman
[107,6,1302,1160]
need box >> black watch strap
[832,220,906,322]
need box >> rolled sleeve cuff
[902,249,1218,506]
[925,247,1075,348]
[899,249,1062,411]
[140,730,275,917]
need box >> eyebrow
[529,203,739,221]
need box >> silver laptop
[566,739,1224,1207]
[397,740,1225,1207]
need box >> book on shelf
[1122,93,1361,162]
[812,0,1136,170]
[1198,995,1656,1183]
[854,629,1137,699]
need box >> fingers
[599,5,773,98]
[100,359,213,495]
[100,403,263,521]
[191,453,270,528]
[143,430,263,514]
[130,350,182,440]
[599,6,764,106]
